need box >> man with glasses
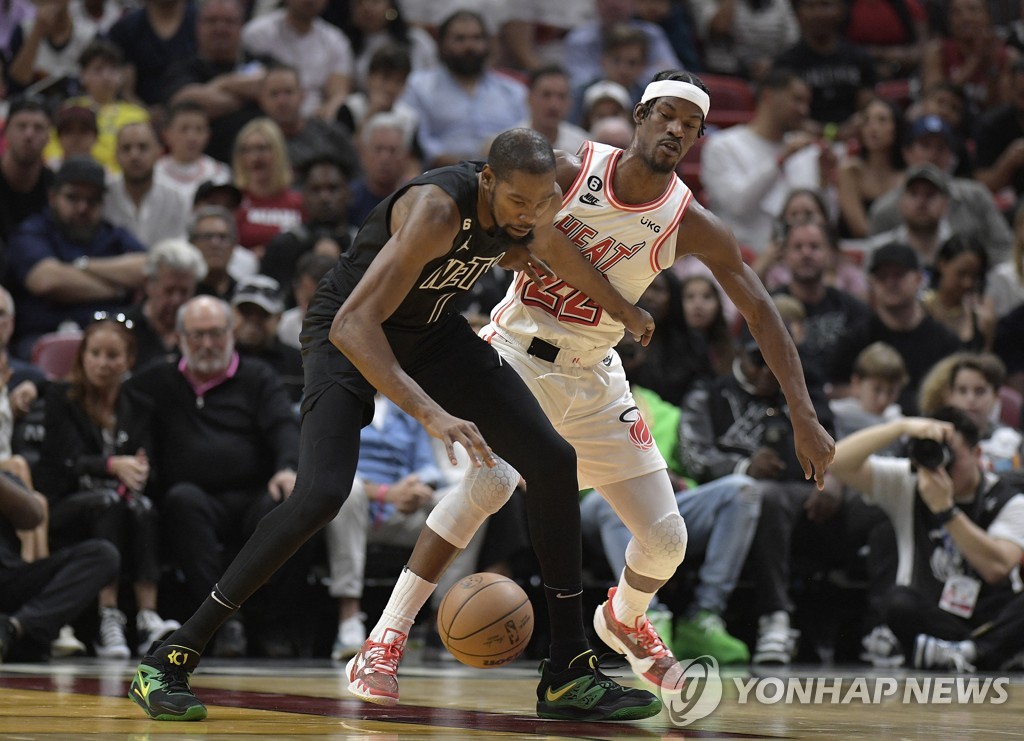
[189,205,243,300]
[6,156,147,358]
[125,294,300,659]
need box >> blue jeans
[581,474,762,615]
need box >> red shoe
[345,629,407,706]
[593,587,680,689]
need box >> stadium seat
[700,73,756,129]
[678,134,708,205]
[30,332,83,380]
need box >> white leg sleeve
[425,456,519,549]
[597,470,687,582]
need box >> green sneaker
[536,650,662,721]
[129,644,207,721]
[673,610,750,665]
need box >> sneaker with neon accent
[129,644,207,721]
[593,587,680,689]
[673,610,750,665]
[536,650,662,721]
[345,629,407,706]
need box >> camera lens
[908,438,950,470]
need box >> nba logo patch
[619,406,654,450]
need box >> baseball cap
[53,155,106,191]
[55,104,98,134]
[868,242,920,274]
[193,180,243,209]
[907,115,956,148]
[904,163,949,195]
[582,81,633,115]
[231,275,284,314]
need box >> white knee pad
[624,512,687,582]
[425,457,519,549]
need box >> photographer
[830,407,1024,671]
[680,339,850,665]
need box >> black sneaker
[0,615,15,662]
[129,643,207,721]
[536,650,662,721]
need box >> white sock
[369,567,436,642]
[611,570,654,625]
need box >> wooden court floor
[0,651,1021,740]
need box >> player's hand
[498,243,555,289]
[422,408,495,468]
[793,418,835,490]
[623,305,655,346]
[268,468,297,501]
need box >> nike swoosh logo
[545,683,576,702]
[554,590,583,599]
[135,677,152,700]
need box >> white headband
[640,80,710,118]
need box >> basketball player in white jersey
[347,71,836,703]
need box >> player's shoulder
[554,149,583,192]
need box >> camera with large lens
[907,437,952,471]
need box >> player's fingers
[525,265,546,290]
[443,439,458,466]
[528,255,554,278]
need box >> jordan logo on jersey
[619,406,654,451]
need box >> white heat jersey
[489,140,692,355]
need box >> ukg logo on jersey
[661,655,723,726]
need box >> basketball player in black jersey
[129,128,662,722]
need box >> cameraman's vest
[910,472,1024,602]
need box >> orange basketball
[436,572,534,668]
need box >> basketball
[436,572,534,668]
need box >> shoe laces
[577,652,624,690]
[362,630,407,676]
[157,661,194,694]
[626,616,670,657]
[98,610,126,646]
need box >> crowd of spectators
[0,0,1022,673]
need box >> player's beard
[486,191,535,246]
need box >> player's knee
[466,457,519,514]
[626,512,687,580]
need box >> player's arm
[329,185,493,467]
[519,148,655,343]
[529,218,655,345]
[675,202,835,487]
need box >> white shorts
[485,331,667,489]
